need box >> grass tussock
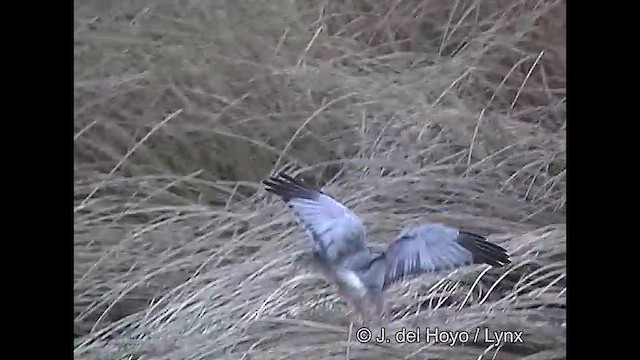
[74,0,566,359]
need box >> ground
[74,0,566,359]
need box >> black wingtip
[457,231,511,267]
[262,168,319,202]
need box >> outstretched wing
[263,169,366,265]
[380,224,510,289]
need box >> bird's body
[262,169,511,320]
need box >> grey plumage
[263,169,511,319]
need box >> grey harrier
[263,169,510,320]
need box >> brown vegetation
[74,0,566,359]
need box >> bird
[262,168,511,321]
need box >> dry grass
[74,0,566,359]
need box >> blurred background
[74,0,566,359]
